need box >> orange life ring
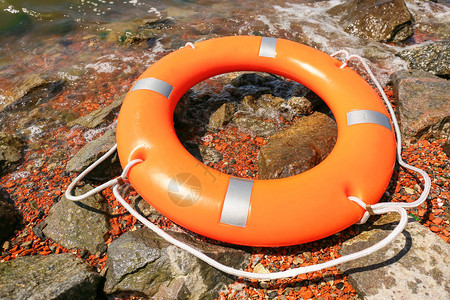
[117,36,396,247]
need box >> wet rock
[328,0,413,43]
[231,73,268,87]
[0,253,102,300]
[287,96,314,116]
[258,112,337,179]
[234,116,278,137]
[338,214,450,299]
[0,132,24,175]
[0,197,20,244]
[242,94,314,121]
[391,70,450,143]
[43,184,111,254]
[104,228,249,299]
[208,102,236,129]
[65,128,120,181]
[443,139,450,158]
[106,18,173,46]
[0,74,64,114]
[397,41,450,77]
[68,95,124,128]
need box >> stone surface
[0,74,62,112]
[443,139,450,157]
[397,40,450,77]
[0,197,20,244]
[68,95,124,128]
[208,102,236,129]
[258,112,337,179]
[0,75,64,115]
[65,128,120,180]
[391,70,450,143]
[0,253,102,300]
[234,116,278,137]
[338,214,450,299]
[328,0,413,43]
[43,184,111,254]
[0,132,24,175]
[104,228,249,299]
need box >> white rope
[64,50,431,280]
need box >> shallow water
[0,0,448,153]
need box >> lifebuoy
[116,36,396,247]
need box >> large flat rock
[338,214,450,299]
[0,253,102,300]
[104,228,249,299]
[391,70,450,143]
[43,184,111,254]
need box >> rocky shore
[0,0,449,299]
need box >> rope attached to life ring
[65,50,431,280]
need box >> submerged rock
[0,132,24,175]
[0,74,64,114]
[0,197,21,244]
[65,128,120,181]
[338,214,450,299]
[258,112,337,179]
[43,184,111,254]
[0,253,102,300]
[391,70,450,143]
[397,40,450,77]
[68,95,124,128]
[104,228,249,299]
[328,0,413,43]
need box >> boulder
[258,112,337,179]
[0,74,64,114]
[391,70,450,143]
[65,128,120,181]
[0,132,24,175]
[397,40,450,77]
[43,184,111,254]
[338,214,450,299]
[443,139,450,158]
[0,253,102,300]
[104,228,249,299]
[234,116,278,137]
[208,102,236,129]
[68,95,124,128]
[0,197,20,244]
[328,0,413,43]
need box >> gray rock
[391,70,450,143]
[258,112,337,179]
[104,228,249,299]
[397,41,450,77]
[0,253,102,300]
[68,95,124,128]
[338,214,450,299]
[43,184,111,254]
[328,0,413,43]
[234,116,278,137]
[0,74,64,115]
[208,102,236,129]
[0,132,24,175]
[0,197,20,244]
[65,128,120,180]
